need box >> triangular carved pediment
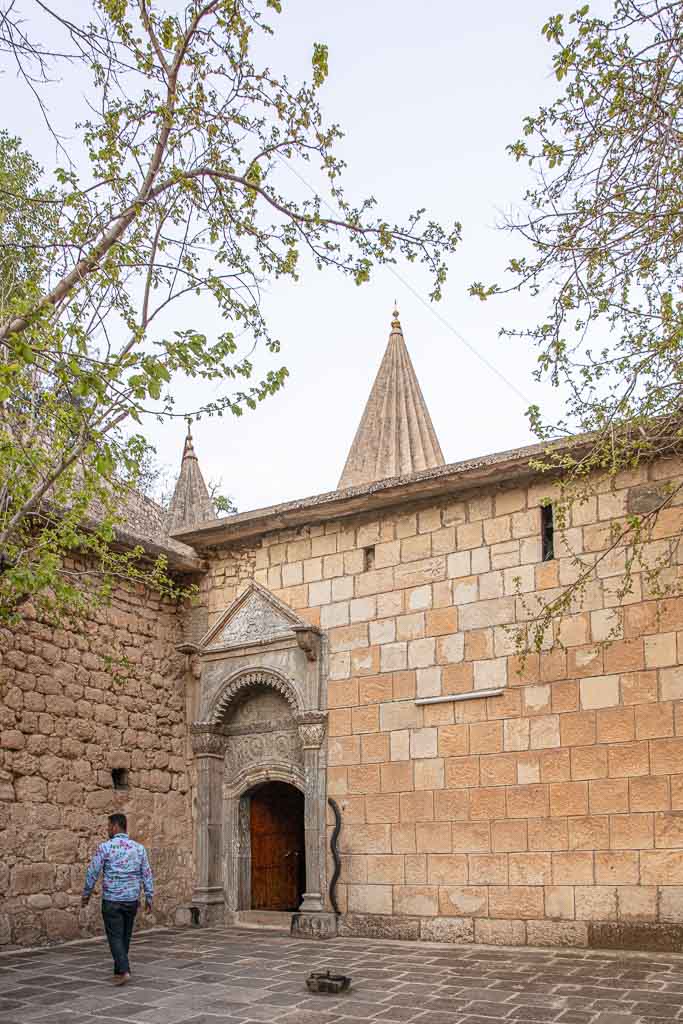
[200,581,307,653]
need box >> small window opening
[111,768,129,791]
[190,906,200,927]
[363,546,375,571]
[541,504,555,561]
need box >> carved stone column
[191,724,226,925]
[291,712,337,939]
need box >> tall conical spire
[338,308,445,489]
[167,425,215,531]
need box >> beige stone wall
[210,458,683,948]
[0,582,193,948]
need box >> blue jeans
[101,899,138,975]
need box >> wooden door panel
[250,782,305,911]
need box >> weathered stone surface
[420,915,474,944]
[338,912,421,941]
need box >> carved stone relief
[208,590,295,650]
[224,729,303,776]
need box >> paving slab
[2,926,683,1023]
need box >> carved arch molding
[208,667,302,724]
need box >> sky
[2,0,595,513]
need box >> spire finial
[182,421,196,460]
[391,302,401,331]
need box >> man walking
[82,813,154,985]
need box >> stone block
[469,787,507,821]
[339,824,391,855]
[44,908,80,941]
[650,738,683,775]
[390,729,410,761]
[635,702,674,740]
[575,885,617,921]
[380,761,413,793]
[491,820,528,853]
[444,755,480,789]
[413,823,453,859]
[405,854,427,883]
[408,637,436,669]
[552,852,594,884]
[659,887,683,922]
[596,707,635,744]
[361,733,390,764]
[365,794,399,824]
[480,754,516,787]
[530,714,560,750]
[442,663,474,694]
[393,885,438,916]
[568,815,609,851]
[394,557,446,590]
[589,778,629,814]
[526,920,588,948]
[621,670,658,704]
[439,885,488,917]
[509,853,552,885]
[618,885,656,921]
[460,598,515,631]
[421,915,474,943]
[11,863,55,895]
[507,784,549,819]
[654,811,683,848]
[426,854,467,885]
[339,912,420,941]
[560,711,596,747]
[610,812,653,849]
[545,885,574,920]
[291,911,338,940]
[469,722,503,755]
[396,612,425,641]
[490,886,544,920]
[366,855,404,884]
[580,675,620,710]
[416,667,442,698]
[474,918,526,945]
[379,700,420,732]
[469,853,507,884]
[347,884,393,915]
[414,758,445,791]
[451,822,491,853]
[608,741,650,778]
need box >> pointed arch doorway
[249,781,305,911]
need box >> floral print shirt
[83,833,154,902]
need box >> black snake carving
[327,797,342,915]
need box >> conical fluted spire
[338,308,445,489]
[167,426,215,532]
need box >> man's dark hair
[109,813,127,832]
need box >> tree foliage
[0,0,460,622]
[473,0,682,651]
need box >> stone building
[2,308,683,951]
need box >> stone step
[235,910,292,931]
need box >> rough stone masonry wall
[211,457,683,950]
[0,581,193,949]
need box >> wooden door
[250,782,305,911]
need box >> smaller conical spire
[167,424,215,532]
[338,307,445,489]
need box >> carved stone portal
[191,582,330,933]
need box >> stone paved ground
[2,926,683,1024]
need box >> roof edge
[170,435,579,550]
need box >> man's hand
[81,895,90,909]
[145,900,153,914]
